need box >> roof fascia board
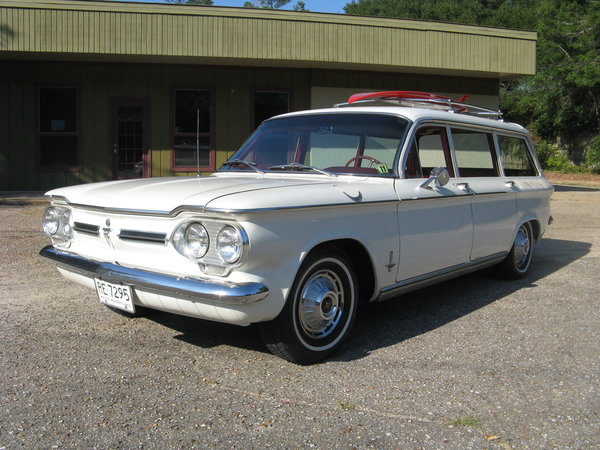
[0,0,537,41]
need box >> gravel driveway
[1,185,598,448]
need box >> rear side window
[498,135,538,176]
[451,128,499,177]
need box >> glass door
[112,99,150,179]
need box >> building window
[38,86,79,169]
[173,89,214,171]
[254,91,289,129]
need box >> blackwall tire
[259,249,358,365]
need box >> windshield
[220,113,409,176]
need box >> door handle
[454,182,470,191]
[505,180,516,188]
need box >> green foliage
[242,0,306,11]
[535,139,595,173]
[344,0,482,24]
[533,140,554,168]
[585,136,600,174]
[166,0,214,5]
[447,415,481,427]
[293,1,308,11]
[344,0,600,173]
[244,0,291,8]
[501,1,600,141]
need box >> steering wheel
[344,155,384,167]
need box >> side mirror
[420,167,450,189]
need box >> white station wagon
[40,91,553,364]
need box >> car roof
[273,105,529,135]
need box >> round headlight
[216,226,244,264]
[173,222,209,260]
[42,207,59,236]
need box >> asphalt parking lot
[1,185,598,448]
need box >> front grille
[73,222,100,236]
[118,229,167,244]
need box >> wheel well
[528,219,541,241]
[307,239,376,303]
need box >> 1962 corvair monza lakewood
[40,91,553,364]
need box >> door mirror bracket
[419,167,450,189]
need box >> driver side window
[404,126,454,178]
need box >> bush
[584,136,600,174]
[534,140,554,168]
[546,153,585,173]
[535,139,595,174]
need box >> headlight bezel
[216,225,246,264]
[171,219,249,269]
[42,205,74,248]
[42,207,60,236]
[172,221,210,260]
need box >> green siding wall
[0,62,10,188]
[0,60,498,190]
[0,61,313,190]
[1,1,536,78]
[311,70,498,96]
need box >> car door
[448,127,517,261]
[394,125,473,282]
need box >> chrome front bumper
[39,245,269,305]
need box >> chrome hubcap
[513,225,531,269]
[298,270,344,339]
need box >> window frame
[251,89,291,131]
[36,84,82,172]
[170,87,216,172]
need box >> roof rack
[333,90,504,120]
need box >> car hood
[45,174,393,214]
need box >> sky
[111,0,351,14]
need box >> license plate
[94,278,135,314]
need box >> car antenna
[196,108,200,178]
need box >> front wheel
[499,221,535,279]
[259,249,358,365]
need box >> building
[0,0,536,190]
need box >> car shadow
[331,236,591,362]
[140,306,267,354]
[554,184,600,192]
[141,237,590,362]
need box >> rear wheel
[499,221,534,279]
[259,249,358,365]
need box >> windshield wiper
[268,163,336,177]
[221,159,264,174]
